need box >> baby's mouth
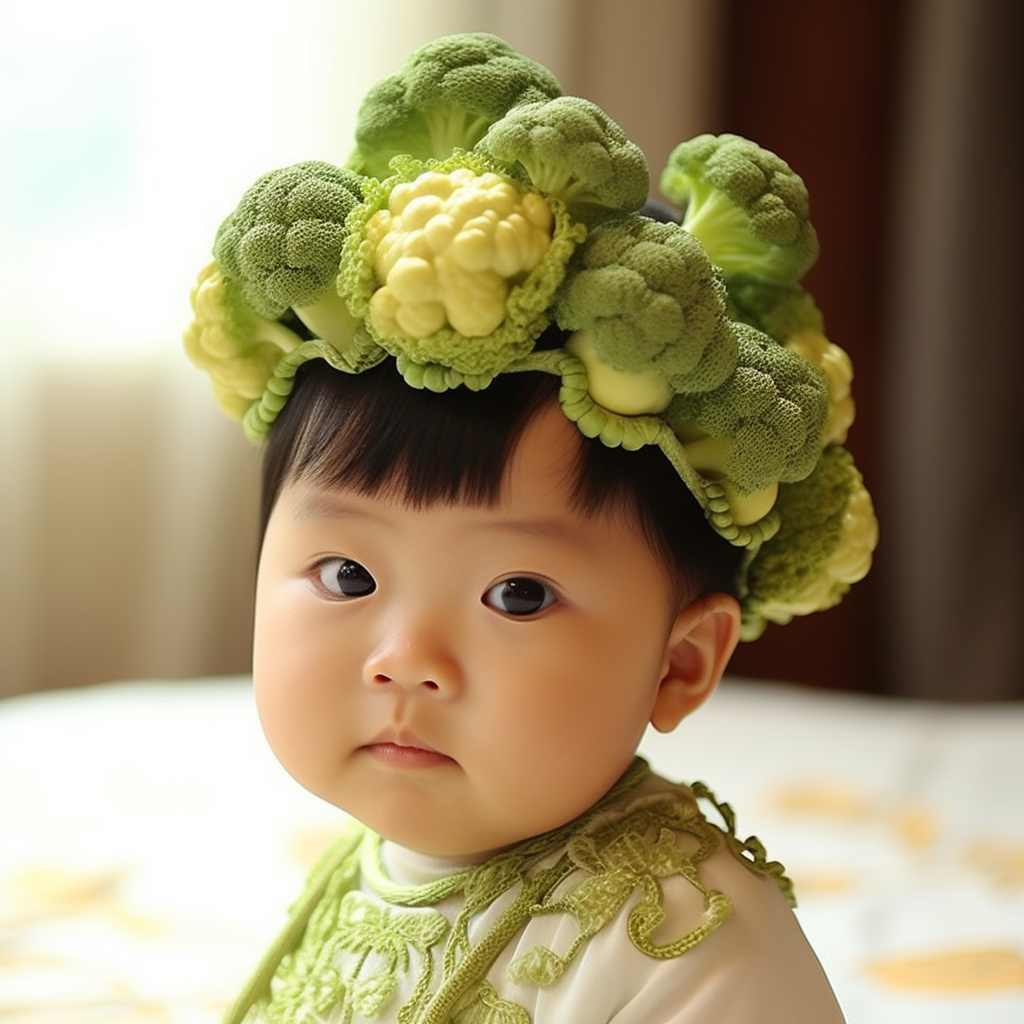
[362,729,455,768]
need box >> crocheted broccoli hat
[184,32,877,640]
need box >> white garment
[232,766,846,1023]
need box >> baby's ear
[649,593,741,734]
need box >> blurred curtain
[882,0,1023,699]
[0,363,262,697]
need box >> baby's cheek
[253,652,312,757]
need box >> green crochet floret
[661,133,819,287]
[477,95,651,228]
[348,32,562,179]
[213,161,365,320]
[666,322,830,497]
[553,214,738,396]
[183,31,878,637]
[725,276,824,344]
[739,445,877,640]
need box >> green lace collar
[363,757,653,906]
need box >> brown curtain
[718,0,1023,699]
[880,0,1023,699]
[678,0,903,693]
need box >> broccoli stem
[425,109,495,160]
[680,186,753,256]
[293,290,361,349]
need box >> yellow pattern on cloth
[864,947,1024,994]
[225,760,792,1024]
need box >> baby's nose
[362,616,462,696]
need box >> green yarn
[225,761,794,1024]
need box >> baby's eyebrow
[287,489,383,526]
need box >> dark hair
[261,359,743,602]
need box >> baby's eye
[483,577,557,617]
[315,558,376,599]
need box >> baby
[185,33,876,1024]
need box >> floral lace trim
[690,780,796,909]
[229,762,792,1024]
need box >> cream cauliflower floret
[184,261,303,419]
[367,168,554,339]
[786,329,855,445]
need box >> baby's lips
[365,727,450,758]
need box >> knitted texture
[224,761,793,1024]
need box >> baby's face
[253,403,682,860]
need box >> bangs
[261,360,560,527]
[260,358,744,600]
